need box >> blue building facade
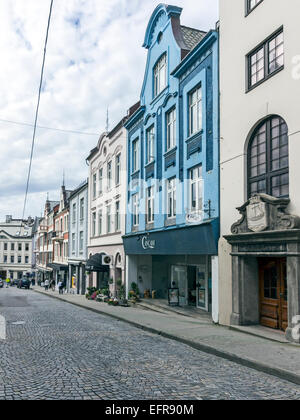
[123,4,219,316]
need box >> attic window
[157,32,163,44]
[154,53,167,97]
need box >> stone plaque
[246,196,268,232]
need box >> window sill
[186,129,204,143]
[131,169,140,177]
[164,146,177,158]
[151,85,169,106]
[146,223,154,231]
[165,218,176,227]
[145,160,155,169]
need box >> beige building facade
[219,0,300,342]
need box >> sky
[0,0,219,221]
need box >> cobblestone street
[0,287,299,400]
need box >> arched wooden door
[259,258,287,331]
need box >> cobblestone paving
[0,288,299,400]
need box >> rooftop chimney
[5,215,12,223]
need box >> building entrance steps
[135,298,212,321]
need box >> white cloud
[0,0,218,220]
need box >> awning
[123,222,218,256]
[47,263,68,271]
[86,254,110,273]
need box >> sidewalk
[32,286,300,386]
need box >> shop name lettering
[142,236,156,250]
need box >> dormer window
[154,53,167,97]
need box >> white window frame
[99,168,103,195]
[189,86,202,137]
[72,204,76,224]
[190,165,203,214]
[107,161,112,190]
[132,194,139,227]
[93,173,97,199]
[80,198,84,221]
[107,205,112,234]
[146,126,155,164]
[92,212,96,237]
[98,210,103,236]
[72,233,76,253]
[154,54,167,97]
[167,178,176,219]
[115,201,120,232]
[115,154,121,186]
[79,231,84,252]
[166,108,176,151]
[146,186,155,224]
[133,139,139,173]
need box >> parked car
[18,278,31,290]
[0,279,3,288]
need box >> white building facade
[0,216,34,281]
[219,0,300,342]
[86,116,131,296]
[68,180,88,295]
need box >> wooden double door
[259,258,288,331]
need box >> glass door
[171,265,187,306]
[196,264,208,311]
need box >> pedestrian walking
[44,279,49,291]
[6,278,10,288]
[58,280,64,295]
[50,279,55,292]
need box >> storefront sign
[141,236,156,250]
[168,288,180,306]
[186,212,203,224]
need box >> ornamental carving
[231,194,300,234]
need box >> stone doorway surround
[224,194,300,344]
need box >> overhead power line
[0,118,99,137]
[22,0,54,221]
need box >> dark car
[18,278,31,290]
[0,279,3,288]
[11,279,19,287]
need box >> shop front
[47,263,68,287]
[123,223,218,312]
[225,194,300,343]
[37,267,53,285]
[86,253,110,291]
[68,261,87,295]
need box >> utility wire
[22,0,54,222]
[0,118,99,136]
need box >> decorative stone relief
[231,194,300,234]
